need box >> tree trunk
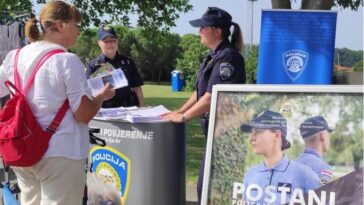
[353,150,362,170]
[301,0,335,10]
[271,0,291,9]
[157,67,162,85]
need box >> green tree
[245,45,259,84]
[71,26,182,83]
[353,60,363,72]
[116,27,138,58]
[334,48,363,67]
[0,0,32,20]
[2,1,192,33]
[176,34,208,91]
[328,95,363,169]
[130,29,182,83]
[70,28,99,63]
[34,0,192,33]
[271,0,363,10]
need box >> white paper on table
[96,106,138,117]
[125,105,170,123]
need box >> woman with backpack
[0,1,115,205]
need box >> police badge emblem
[103,25,111,31]
[280,102,294,118]
[282,50,309,81]
[220,62,234,80]
[90,146,131,204]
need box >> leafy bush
[176,34,208,91]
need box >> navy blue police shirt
[196,40,246,102]
[87,53,144,108]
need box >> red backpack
[0,48,69,167]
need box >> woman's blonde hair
[25,0,81,42]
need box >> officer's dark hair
[268,128,291,150]
[220,22,244,52]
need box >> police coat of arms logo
[282,49,309,81]
[90,146,131,205]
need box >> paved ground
[186,184,199,205]
[0,167,199,205]
[0,167,17,204]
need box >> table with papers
[89,105,186,205]
[94,105,170,123]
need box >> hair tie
[32,18,38,26]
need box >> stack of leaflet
[94,105,170,123]
[94,106,138,120]
[125,105,170,123]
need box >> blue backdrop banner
[257,10,337,84]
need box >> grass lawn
[143,84,205,184]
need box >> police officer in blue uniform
[87,25,145,108]
[241,110,321,205]
[296,116,334,185]
[162,7,246,203]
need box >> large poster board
[257,10,337,84]
[201,85,363,205]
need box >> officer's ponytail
[231,22,244,52]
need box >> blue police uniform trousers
[197,117,209,202]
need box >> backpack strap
[4,80,21,97]
[14,48,66,94]
[13,48,22,91]
[46,99,69,134]
[13,48,70,134]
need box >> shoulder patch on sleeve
[319,169,333,185]
[219,62,234,80]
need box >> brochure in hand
[89,62,115,78]
[87,63,129,96]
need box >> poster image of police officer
[240,110,321,205]
[296,116,334,185]
[200,86,363,205]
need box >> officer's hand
[99,83,115,101]
[160,110,180,118]
[160,112,171,118]
[161,112,185,123]
[161,110,181,117]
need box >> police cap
[189,7,232,29]
[299,116,333,139]
[97,25,117,41]
[241,110,291,150]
